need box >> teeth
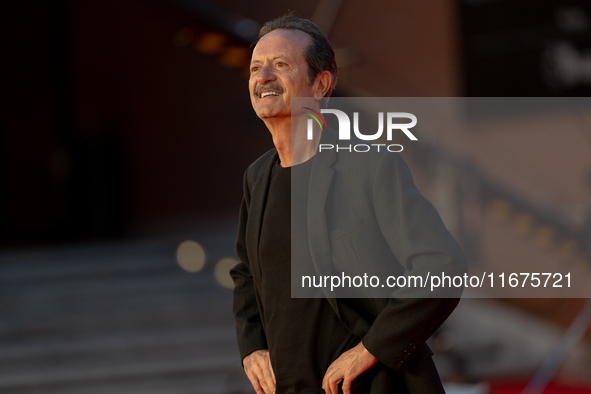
[261,92,279,97]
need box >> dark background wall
[3,0,591,247]
[1,0,272,246]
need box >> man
[230,15,466,394]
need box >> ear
[313,71,333,101]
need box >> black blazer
[230,130,467,392]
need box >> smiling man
[230,14,466,394]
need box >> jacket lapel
[307,130,340,316]
[246,150,278,283]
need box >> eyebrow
[250,55,290,65]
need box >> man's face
[249,29,315,120]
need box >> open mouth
[259,91,279,98]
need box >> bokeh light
[215,257,238,289]
[176,240,206,273]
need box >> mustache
[254,83,284,95]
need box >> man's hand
[322,341,378,394]
[243,349,276,394]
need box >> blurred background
[1,0,591,393]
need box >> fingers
[243,350,275,394]
[262,359,276,393]
[268,357,276,382]
[245,370,265,394]
[259,372,273,394]
[328,377,342,394]
[322,359,356,394]
[342,378,352,394]
[246,366,274,394]
[322,367,343,394]
[323,341,376,394]
[321,366,330,394]
[330,379,341,394]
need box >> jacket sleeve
[229,169,268,363]
[361,151,467,372]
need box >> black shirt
[257,158,371,394]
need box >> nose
[256,64,276,86]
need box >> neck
[264,116,292,166]
[264,114,321,167]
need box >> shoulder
[333,138,408,173]
[243,147,277,184]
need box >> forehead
[251,29,312,62]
